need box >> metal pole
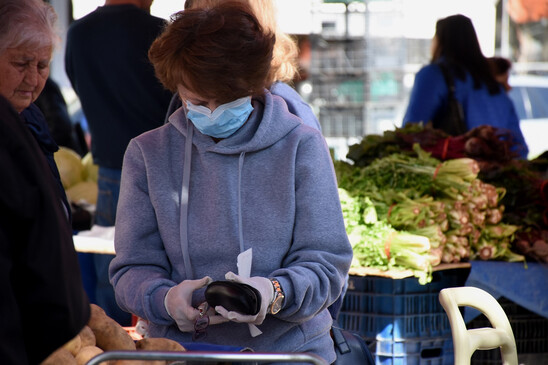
[85,350,329,365]
[501,0,510,58]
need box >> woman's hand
[214,272,274,326]
[164,276,228,332]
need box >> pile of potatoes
[41,304,186,365]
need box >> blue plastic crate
[373,336,453,357]
[341,291,443,315]
[346,268,470,295]
[370,337,454,365]
[338,311,452,340]
[339,268,469,341]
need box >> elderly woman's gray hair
[0,0,59,54]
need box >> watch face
[271,297,283,314]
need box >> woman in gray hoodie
[109,2,352,363]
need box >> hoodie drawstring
[179,127,247,280]
[237,151,246,253]
[180,123,194,279]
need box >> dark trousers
[92,167,132,326]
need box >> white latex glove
[214,271,274,326]
[164,276,228,332]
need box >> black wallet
[205,280,261,315]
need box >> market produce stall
[333,123,548,363]
[336,123,547,281]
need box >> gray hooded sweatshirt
[109,90,352,363]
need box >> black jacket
[65,4,172,169]
[0,95,90,364]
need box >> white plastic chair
[439,286,518,365]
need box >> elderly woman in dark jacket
[0,1,90,363]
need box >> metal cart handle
[85,350,329,365]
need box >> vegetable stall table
[73,225,115,255]
[463,260,548,321]
[73,225,116,304]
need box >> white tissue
[237,248,263,337]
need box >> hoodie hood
[169,89,304,279]
[168,89,302,155]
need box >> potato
[62,334,82,356]
[135,337,186,352]
[40,347,77,365]
[75,345,103,365]
[79,325,96,347]
[87,304,136,351]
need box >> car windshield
[508,76,548,119]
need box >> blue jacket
[109,90,352,363]
[403,63,529,158]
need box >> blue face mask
[185,96,254,138]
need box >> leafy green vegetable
[336,144,524,276]
[340,189,434,283]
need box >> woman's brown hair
[184,0,299,86]
[148,1,275,103]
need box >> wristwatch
[269,278,285,315]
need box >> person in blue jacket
[403,14,529,159]
[109,3,352,363]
